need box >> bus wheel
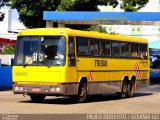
[76,82,87,103]
[127,80,135,98]
[118,80,128,99]
[30,95,46,103]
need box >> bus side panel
[76,57,150,95]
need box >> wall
[0,66,12,90]
[0,55,13,90]
[0,55,14,65]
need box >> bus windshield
[14,36,66,66]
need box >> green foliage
[0,0,11,8]
[0,0,149,27]
[120,0,149,12]
[3,44,15,54]
[10,0,60,28]
[9,0,119,28]
[57,0,75,11]
[87,25,107,33]
[63,0,119,11]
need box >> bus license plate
[32,88,40,92]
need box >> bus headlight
[50,87,61,92]
[56,87,60,92]
[19,87,24,91]
[45,89,49,93]
[24,89,28,92]
[14,86,24,92]
[14,87,19,91]
[50,87,55,92]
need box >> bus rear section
[75,36,150,101]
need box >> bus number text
[95,60,108,67]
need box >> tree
[0,0,10,8]
[8,0,118,28]
[120,0,149,12]
[0,0,149,28]
[3,44,15,54]
[87,25,107,33]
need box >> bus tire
[118,80,128,99]
[76,82,87,103]
[30,95,45,103]
[127,80,135,98]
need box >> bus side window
[89,39,95,55]
[130,43,138,58]
[100,40,110,56]
[121,42,129,57]
[68,37,75,66]
[94,40,100,56]
[112,42,121,57]
[77,37,89,56]
[140,44,148,59]
[89,39,100,56]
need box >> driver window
[68,37,75,66]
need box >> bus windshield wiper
[41,60,51,68]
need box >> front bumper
[13,84,77,96]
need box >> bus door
[68,36,76,82]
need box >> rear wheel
[118,80,128,99]
[30,95,46,103]
[127,80,135,98]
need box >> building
[0,7,25,65]
[99,0,160,46]
[0,7,25,53]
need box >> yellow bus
[12,28,150,103]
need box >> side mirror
[68,54,75,66]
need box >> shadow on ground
[0,87,12,91]
[150,78,160,84]
[19,92,153,105]
[18,78,160,105]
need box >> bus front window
[14,36,66,66]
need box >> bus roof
[18,28,148,44]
